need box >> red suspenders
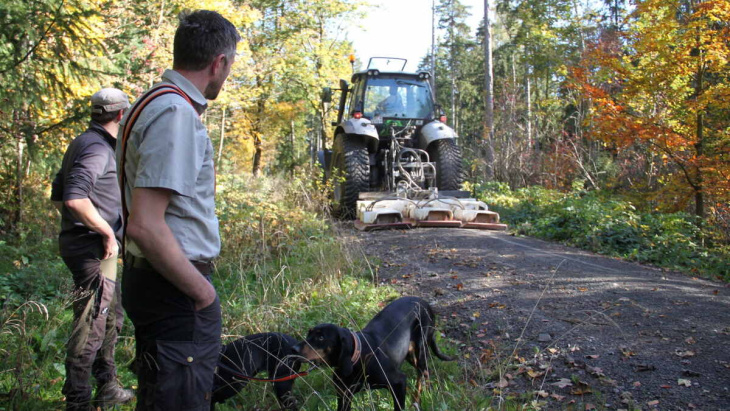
[119,84,194,263]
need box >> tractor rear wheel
[429,139,464,191]
[331,134,369,219]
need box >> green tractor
[319,57,464,218]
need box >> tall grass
[1,171,516,410]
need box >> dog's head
[293,323,356,376]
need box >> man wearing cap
[51,88,134,410]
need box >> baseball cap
[91,88,130,113]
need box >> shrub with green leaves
[474,184,730,280]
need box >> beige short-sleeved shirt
[118,70,220,261]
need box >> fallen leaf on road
[636,364,656,372]
[661,384,671,389]
[455,283,464,291]
[585,354,599,359]
[678,379,691,387]
[570,380,592,395]
[675,349,695,358]
[552,378,573,388]
[599,377,617,386]
[633,381,641,387]
[586,366,604,377]
[535,390,549,398]
[685,337,696,344]
[527,370,545,379]
[551,394,565,401]
[496,378,509,388]
[620,346,636,357]
[648,400,660,406]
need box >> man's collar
[89,121,115,148]
[161,69,208,114]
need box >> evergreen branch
[0,0,66,74]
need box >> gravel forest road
[343,226,730,410]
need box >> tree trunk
[693,31,705,220]
[482,0,495,180]
[252,88,266,177]
[526,68,532,146]
[12,109,25,235]
[431,0,437,95]
[252,136,262,177]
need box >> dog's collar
[350,330,361,364]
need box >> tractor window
[363,78,433,119]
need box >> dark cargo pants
[62,249,122,409]
[122,257,221,411]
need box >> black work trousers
[61,248,122,410]
[122,258,221,411]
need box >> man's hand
[193,282,217,311]
[65,198,118,258]
[102,235,119,260]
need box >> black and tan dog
[212,332,304,410]
[293,296,454,411]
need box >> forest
[0,0,728,409]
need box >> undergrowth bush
[1,170,505,410]
[474,183,730,280]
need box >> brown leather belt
[125,254,214,276]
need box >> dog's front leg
[388,371,407,411]
[335,381,361,411]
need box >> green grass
[0,172,518,411]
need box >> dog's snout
[292,342,302,354]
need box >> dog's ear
[337,326,354,376]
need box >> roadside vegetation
[0,173,513,410]
[474,182,730,282]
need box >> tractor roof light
[418,72,431,79]
[439,115,447,123]
[367,69,380,77]
[353,112,363,119]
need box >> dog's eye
[317,336,325,341]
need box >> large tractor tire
[429,139,464,191]
[331,134,369,219]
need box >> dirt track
[343,226,730,410]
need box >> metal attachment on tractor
[354,189,508,231]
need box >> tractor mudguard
[339,118,379,149]
[418,120,457,148]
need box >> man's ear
[115,110,125,122]
[210,53,227,76]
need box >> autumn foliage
[574,0,730,219]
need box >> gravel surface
[342,226,730,410]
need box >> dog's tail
[427,329,455,361]
[424,302,455,361]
